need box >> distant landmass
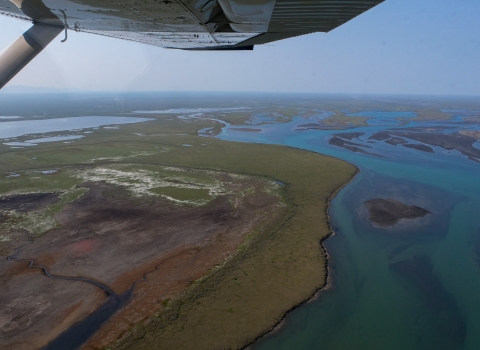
[2,86,83,93]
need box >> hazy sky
[0,0,479,95]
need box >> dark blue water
[216,112,480,350]
[42,288,133,350]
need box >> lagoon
[216,111,480,350]
[0,116,152,140]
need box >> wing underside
[0,0,383,49]
[0,0,383,89]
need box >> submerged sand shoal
[365,198,430,228]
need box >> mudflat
[1,168,283,350]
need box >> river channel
[7,234,134,350]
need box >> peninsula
[0,114,356,350]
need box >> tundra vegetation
[0,113,355,350]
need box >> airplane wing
[0,0,384,88]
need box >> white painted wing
[0,0,383,49]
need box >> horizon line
[2,88,480,99]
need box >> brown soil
[0,177,282,350]
[0,262,104,350]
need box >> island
[230,127,262,132]
[365,198,430,227]
[329,136,383,157]
[402,143,435,153]
[369,129,480,160]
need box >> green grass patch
[150,186,211,202]
[323,112,370,126]
[0,171,80,195]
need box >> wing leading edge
[0,0,383,88]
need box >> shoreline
[108,140,357,350]
[244,164,360,348]
[0,109,360,350]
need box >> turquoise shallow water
[216,114,480,350]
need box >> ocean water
[216,113,480,350]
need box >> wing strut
[0,23,63,89]
[59,10,68,43]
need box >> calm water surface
[0,116,152,139]
[216,113,480,350]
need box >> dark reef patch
[365,198,430,227]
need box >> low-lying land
[328,136,383,157]
[369,129,480,160]
[0,115,356,350]
[335,132,365,140]
[1,163,284,349]
[230,127,262,133]
[402,143,435,153]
